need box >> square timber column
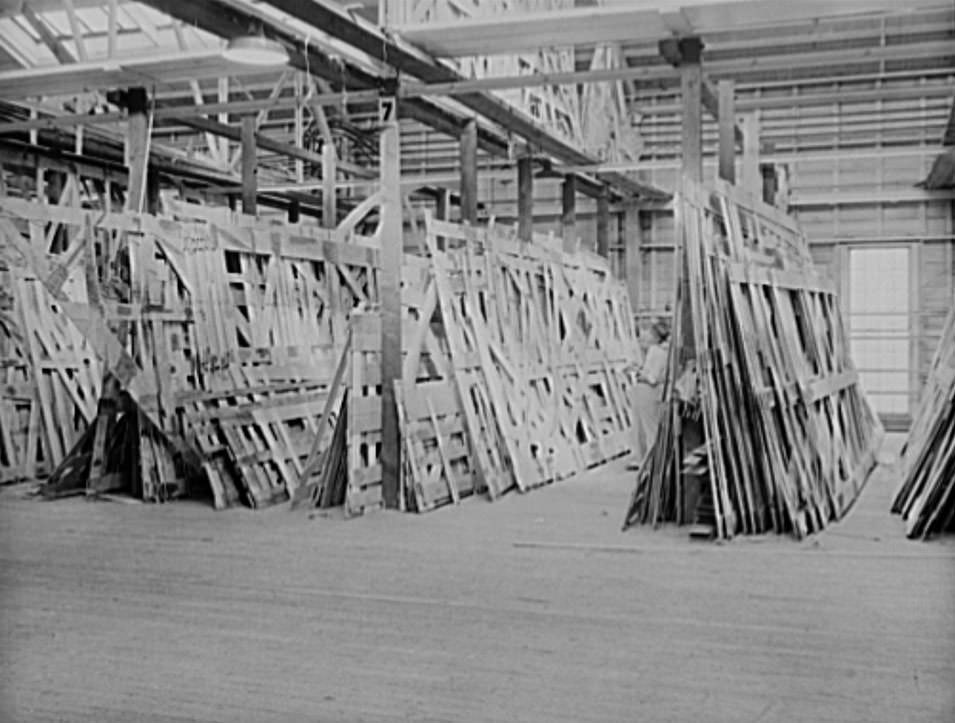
[718,79,736,183]
[124,87,149,212]
[459,118,478,224]
[741,113,761,196]
[322,141,337,226]
[517,155,534,241]
[596,185,610,257]
[624,203,642,314]
[241,113,257,215]
[679,37,704,185]
[379,117,402,509]
[561,176,577,253]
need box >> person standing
[630,319,670,468]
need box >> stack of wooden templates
[892,302,955,539]
[0,213,102,484]
[2,189,640,515]
[399,215,639,510]
[0,195,377,507]
[296,214,643,515]
[624,179,883,540]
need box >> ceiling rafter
[21,2,76,65]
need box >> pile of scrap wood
[624,179,883,540]
[892,303,955,539]
[294,215,642,515]
[0,195,376,507]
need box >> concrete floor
[1,435,953,723]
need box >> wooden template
[0,195,377,506]
[624,179,883,540]
[892,301,955,539]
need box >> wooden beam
[21,3,75,65]
[0,49,253,99]
[624,205,643,314]
[741,113,760,196]
[378,120,402,510]
[659,37,744,147]
[258,0,668,202]
[435,187,449,220]
[398,65,684,97]
[172,115,335,175]
[517,156,533,242]
[460,118,478,224]
[62,0,89,62]
[561,175,576,253]
[107,0,118,58]
[596,185,610,258]
[124,88,149,213]
[396,6,667,57]
[718,79,736,183]
[241,114,256,215]
[393,0,947,57]
[680,37,704,184]
[322,141,336,225]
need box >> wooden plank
[741,114,761,197]
[517,156,533,243]
[680,38,703,184]
[718,79,736,183]
[561,176,576,254]
[595,186,609,258]
[380,121,402,511]
[240,114,257,216]
[460,119,478,225]
[626,178,882,540]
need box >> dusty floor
[1,435,953,723]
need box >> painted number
[379,97,396,122]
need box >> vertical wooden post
[761,164,777,206]
[241,114,257,215]
[718,79,736,183]
[679,37,703,184]
[125,87,149,213]
[288,199,300,223]
[435,187,449,221]
[517,155,533,241]
[293,73,305,184]
[322,141,337,226]
[379,119,402,509]
[741,113,760,196]
[624,203,642,314]
[87,86,149,494]
[561,175,576,253]
[596,185,610,257]
[146,173,160,215]
[459,118,478,224]
[107,0,118,57]
[217,77,229,164]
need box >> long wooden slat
[625,179,882,540]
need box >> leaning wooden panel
[0,216,103,484]
[398,255,481,511]
[344,309,385,517]
[424,214,641,498]
[0,196,377,506]
[892,302,955,539]
[624,180,882,540]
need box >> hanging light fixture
[223,35,289,66]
